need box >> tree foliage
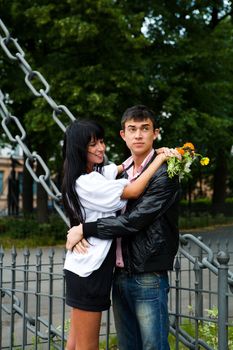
[142,1,233,212]
[1,0,233,217]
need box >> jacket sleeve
[83,166,179,240]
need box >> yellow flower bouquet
[167,142,210,180]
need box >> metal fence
[169,234,233,350]
[0,246,115,350]
[1,234,233,350]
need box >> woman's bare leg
[74,308,101,350]
[66,309,76,350]
[66,307,102,350]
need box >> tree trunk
[36,162,49,223]
[212,150,227,215]
[35,146,49,223]
[22,156,33,215]
[211,6,219,28]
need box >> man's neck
[132,149,154,173]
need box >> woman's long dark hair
[62,119,105,226]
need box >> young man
[66,105,180,350]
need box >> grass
[0,214,67,249]
[169,320,233,349]
[0,212,233,249]
[179,213,233,230]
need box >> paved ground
[182,223,233,243]
[181,223,233,265]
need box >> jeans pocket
[134,272,160,287]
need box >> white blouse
[64,163,129,277]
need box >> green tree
[0,0,150,221]
[1,0,233,220]
[143,0,233,213]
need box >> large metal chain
[0,18,76,133]
[0,18,77,225]
[0,90,69,226]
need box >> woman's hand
[156,147,181,161]
[73,239,90,254]
[66,224,84,251]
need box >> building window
[0,171,3,194]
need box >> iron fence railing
[1,234,233,350]
[0,246,116,350]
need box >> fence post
[194,258,200,349]
[23,247,30,349]
[10,246,17,349]
[174,256,181,350]
[217,250,229,350]
[197,236,203,321]
[35,248,42,349]
[48,248,55,350]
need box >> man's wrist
[83,221,98,238]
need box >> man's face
[120,118,159,157]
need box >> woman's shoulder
[76,163,117,186]
[102,163,118,179]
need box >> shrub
[0,214,67,248]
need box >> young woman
[62,119,175,350]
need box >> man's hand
[66,224,84,251]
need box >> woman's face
[86,137,106,171]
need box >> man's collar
[122,149,155,178]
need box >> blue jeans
[112,270,170,350]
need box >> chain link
[0,19,10,41]
[1,115,26,142]
[1,37,24,60]
[25,70,50,97]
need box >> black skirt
[64,241,116,312]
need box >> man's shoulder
[153,162,168,177]
[149,163,179,188]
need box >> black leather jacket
[83,156,180,274]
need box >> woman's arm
[65,168,180,251]
[121,148,180,200]
[121,153,167,199]
[117,148,169,175]
[117,164,123,174]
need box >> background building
[0,145,23,215]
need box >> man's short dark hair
[121,105,158,130]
